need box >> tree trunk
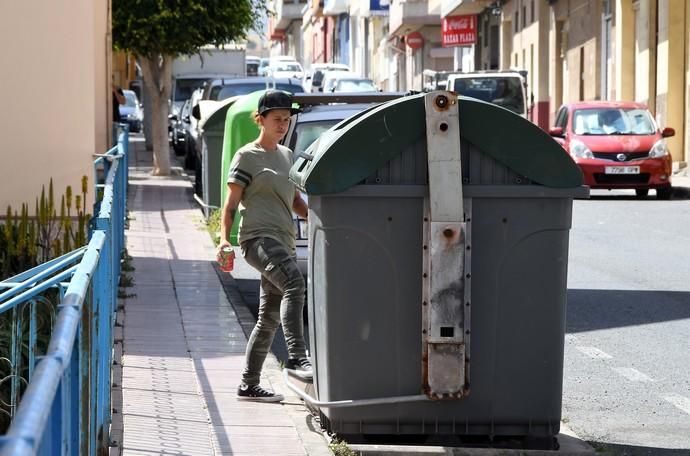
[139,55,173,175]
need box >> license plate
[604,166,640,175]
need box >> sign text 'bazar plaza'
[442,15,477,47]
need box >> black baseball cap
[258,90,301,116]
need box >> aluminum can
[217,246,235,272]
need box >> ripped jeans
[240,236,306,386]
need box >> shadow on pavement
[588,441,690,456]
[567,289,690,333]
[583,185,690,201]
[214,268,311,363]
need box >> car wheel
[184,142,196,170]
[173,134,185,156]
[635,189,649,198]
[194,155,203,196]
[656,186,672,200]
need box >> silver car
[281,93,404,276]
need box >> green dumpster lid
[198,96,241,131]
[290,92,584,194]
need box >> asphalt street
[563,186,690,455]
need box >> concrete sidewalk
[111,137,331,455]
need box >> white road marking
[662,394,690,415]
[575,346,613,359]
[611,367,654,382]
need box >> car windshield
[334,79,377,92]
[291,120,339,157]
[452,77,524,114]
[572,108,656,135]
[124,92,138,107]
[174,78,207,101]
[214,82,303,101]
[246,63,259,76]
[273,63,302,72]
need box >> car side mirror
[661,127,675,138]
[549,127,564,137]
[168,114,178,121]
[183,115,191,123]
[192,104,201,120]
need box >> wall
[685,1,690,164]
[502,0,552,129]
[0,1,108,214]
[655,0,686,162]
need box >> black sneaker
[236,383,284,402]
[285,357,313,381]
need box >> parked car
[119,89,143,133]
[246,55,260,76]
[266,61,304,80]
[178,88,204,170]
[258,58,270,76]
[200,76,305,101]
[169,72,239,134]
[309,64,351,92]
[280,93,405,275]
[172,98,191,155]
[189,79,305,198]
[446,71,529,118]
[320,71,368,93]
[331,77,378,93]
[304,63,351,92]
[550,101,675,199]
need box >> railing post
[80,290,93,456]
[93,217,112,454]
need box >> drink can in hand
[217,246,235,272]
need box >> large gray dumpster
[288,92,588,443]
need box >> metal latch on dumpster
[422,92,471,400]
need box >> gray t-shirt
[227,142,296,250]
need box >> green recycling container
[218,91,262,245]
[197,97,239,219]
[290,92,588,443]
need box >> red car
[550,101,675,199]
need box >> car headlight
[570,139,593,159]
[649,139,668,158]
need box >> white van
[445,70,529,118]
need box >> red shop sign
[406,31,424,50]
[442,15,477,47]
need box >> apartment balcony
[274,0,307,29]
[389,0,441,36]
[441,0,493,17]
[323,0,348,15]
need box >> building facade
[267,0,307,59]
[389,0,453,91]
[271,0,689,164]
[0,1,110,212]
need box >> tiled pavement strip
[110,137,332,456]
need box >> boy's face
[260,109,291,140]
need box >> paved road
[564,187,690,455]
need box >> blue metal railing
[0,125,129,455]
